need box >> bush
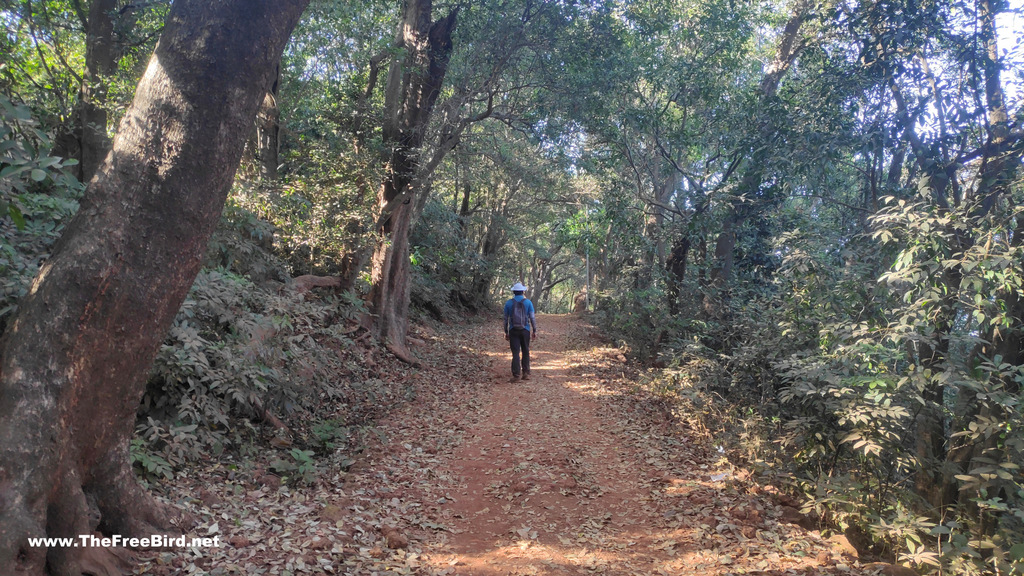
[410,198,490,315]
[132,205,394,481]
[0,95,85,332]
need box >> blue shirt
[503,295,537,334]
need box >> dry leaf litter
[135,315,901,576]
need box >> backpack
[511,299,528,330]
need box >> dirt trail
[146,314,868,576]
[442,315,675,574]
[364,315,856,576]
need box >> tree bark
[469,201,511,303]
[78,0,118,182]
[257,64,283,180]
[369,0,457,364]
[666,235,690,316]
[0,1,308,574]
[972,0,1016,216]
[705,209,738,316]
[900,0,1022,510]
[646,160,678,269]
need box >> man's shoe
[509,374,520,382]
[521,372,530,381]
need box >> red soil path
[383,315,861,576]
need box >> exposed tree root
[285,275,343,294]
[1,501,47,575]
[77,545,136,576]
[386,340,421,367]
[3,462,185,576]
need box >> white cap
[511,282,527,292]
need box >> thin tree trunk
[0,2,308,574]
[646,160,677,269]
[257,64,282,180]
[369,0,457,363]
[79,0,118,182]
[941,0,1023,518]
[906,0,1022,511]
[460,179,471,218]
[666,236,690,316]
[705,212,737,316]
[972,0,1016,215]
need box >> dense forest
[1,0,1022,574]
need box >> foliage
[132,211,392,481]
[129,436,173,481]
[563,0,1024,570]
[594,279,676,361]
[269,448,318,485]
[0,94,83,330]
[410,197,487,315]
[224,180,373,279]
[0,0,168,144]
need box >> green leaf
[8,204,26,230]
[30,169,47,181]
[0,164,32,179]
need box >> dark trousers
[508,328,531,376]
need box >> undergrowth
[133,195,411,486]
[598,218,1024,575]
[1,99,412,487]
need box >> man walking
[503,282,538,382]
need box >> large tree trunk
[369,0,457,363]
[0,1,308,574]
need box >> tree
[0,1,170,181]
[77,0,118,181]
[0,0,308,573]
[703,0,813,315]
[368,0,457,363]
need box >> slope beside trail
[141,314,874,576]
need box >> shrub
[0,95,85,332]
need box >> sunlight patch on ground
[429,536,690,575]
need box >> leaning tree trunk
[0,1,308,574]
[369,0,457,363]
